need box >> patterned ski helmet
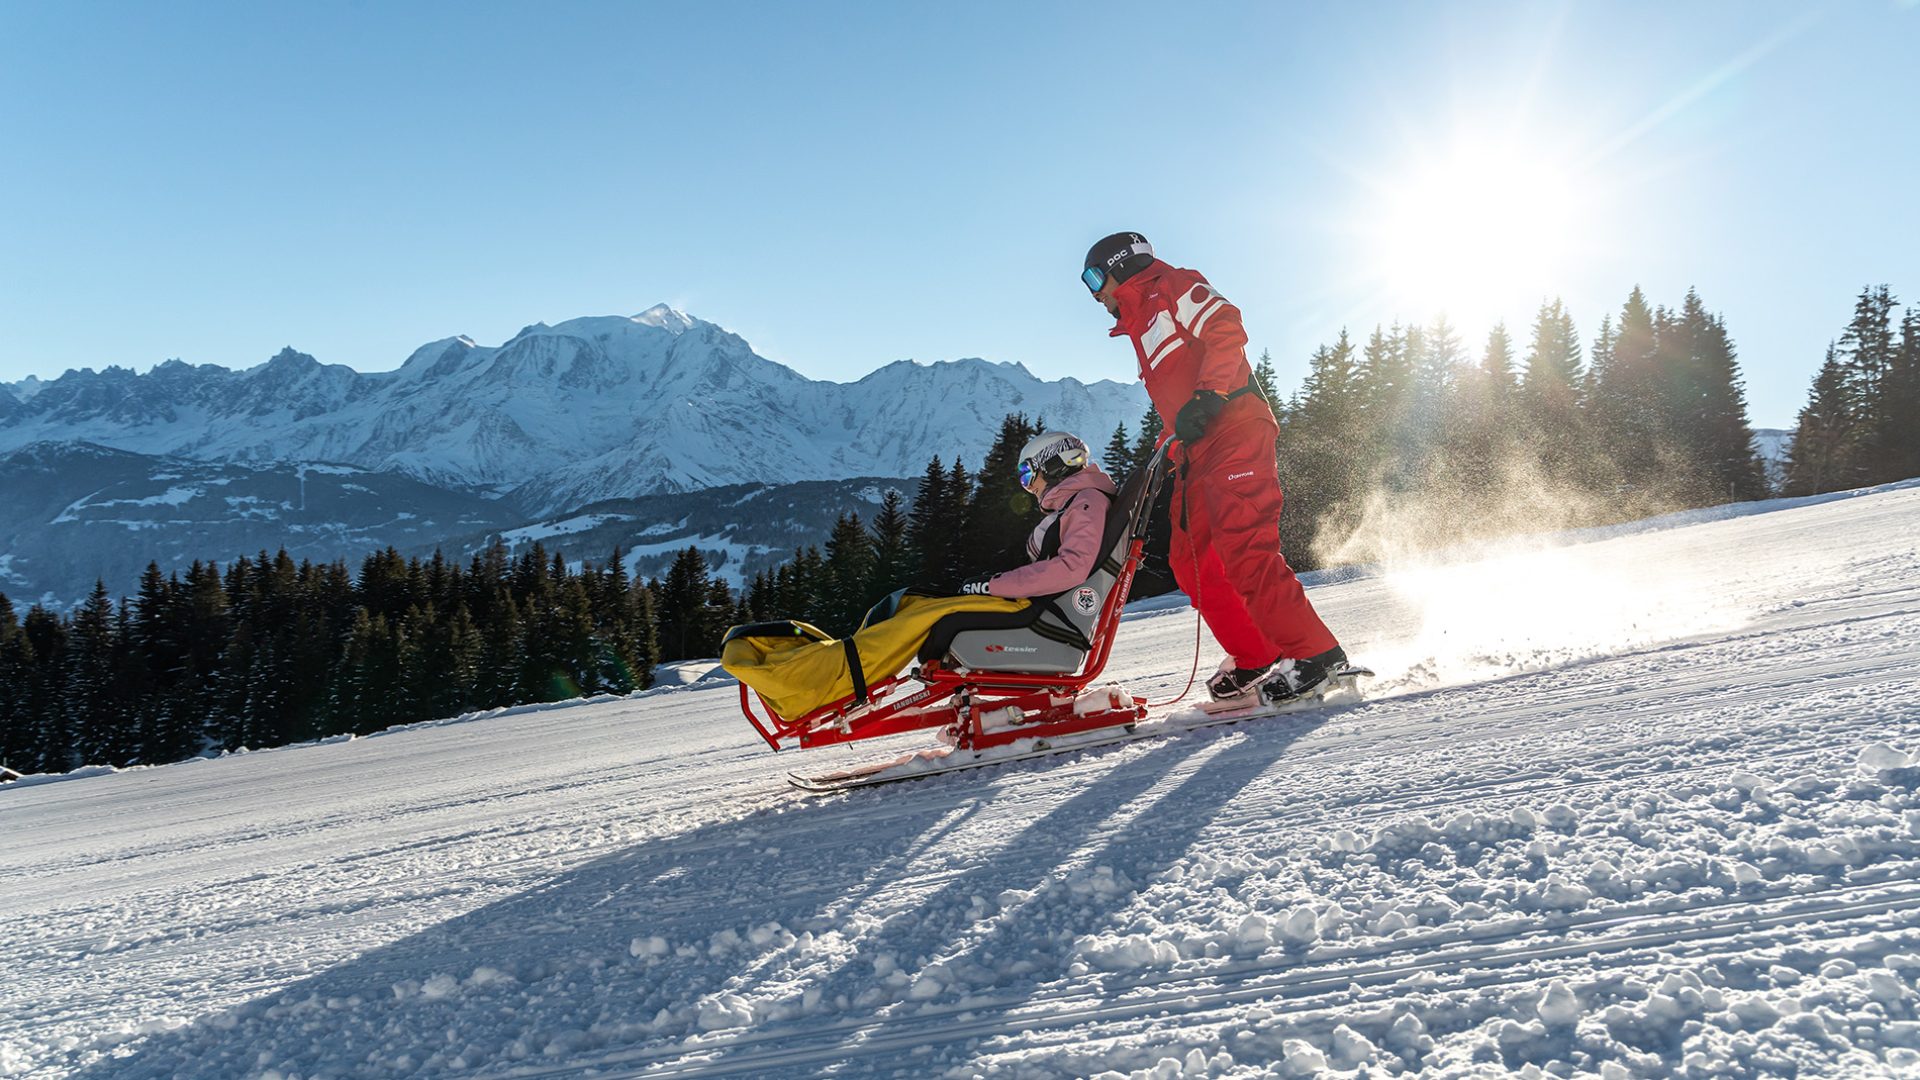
[1017,431,1090,491]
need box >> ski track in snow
[4,484,1920,1079]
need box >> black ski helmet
[1083,232,1155,292]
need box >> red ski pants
[1169,416,1338,669]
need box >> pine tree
[763,565,787,620]
[628,583,659,689]
[1784,343,1859,495]
[1879,307,1920,482]
[1519,302,1586,480]
[332,608,399,735]
[1102,423,1134,488]
[1131,404,1163,473]
[67,580,122,766]
[0,594,29,773]
[239,550,301,749]
[778,546,827,623]
[745,570,775,622]
[1483,322,1517,393]
[1840,285,1904,484]
[105,599,143,763]
[1689,304,1768,501]
[551,578,602,696]
[22,607,70,773]
[944,458,975,578]
[961,413,1042,584]
[286,561,340,741]
[327,608,366,733]
[867,490,912,605]
[586,550,648,695]
[1440,323,1522,494]
[515,592,571,702]
[1593,287,1663,483]
[1521,300,1582,415]
[181,560,227,741]
[1359,324,1415,468]
[1585,314,1615,406]
[480,592,526,707]
[905,456,948,587]
[1407,315,1462,471]
[822,512,875,635]
[1252,349,1281,405]
[1840,285,1899,405]
[394,604,435,722]
[654,547,713,661]
[1278,329,1366,565]
[700,577,735,656]
[446,604,485,709]
[129,564,197,764]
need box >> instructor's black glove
[957,575,995,596]
[1174,390,1226,444]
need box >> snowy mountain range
[0,306,1148,517]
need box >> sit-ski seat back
[922,454,1165,674]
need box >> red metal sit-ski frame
[738,536,1150,754]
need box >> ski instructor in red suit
[1082,231,1346,703]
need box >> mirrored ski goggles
[1018,460,1040,489]
[1081,266,1107,294]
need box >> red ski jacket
[1107,261,1269,446]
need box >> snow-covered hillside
[0,307,1148,516]
[4,482,1918,1078]
[0,442,518,607]
[441,475,922,590]
[0,436,911,606]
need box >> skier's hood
[1039,463,1117,512]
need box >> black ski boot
[1206,657,1273,703]
[1260,645,1348,704]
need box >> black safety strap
[1227,377,1265,402]
[1039,602,1094,651]
[841,638,869,706]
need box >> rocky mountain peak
[633,304,697,334]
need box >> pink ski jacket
[986,465,1118,599]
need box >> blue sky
[2,2,1915,427]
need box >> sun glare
[1372,141,1590,322]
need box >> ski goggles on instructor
[1081,237,1154,294]
[1018,460,1039,490]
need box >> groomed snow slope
[5,483,1920,1079]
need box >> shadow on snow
[77,714,1328,1079]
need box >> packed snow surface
[4,483,1919,1078]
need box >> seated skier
[938,430,1117,600]
[721,431,1116,722]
